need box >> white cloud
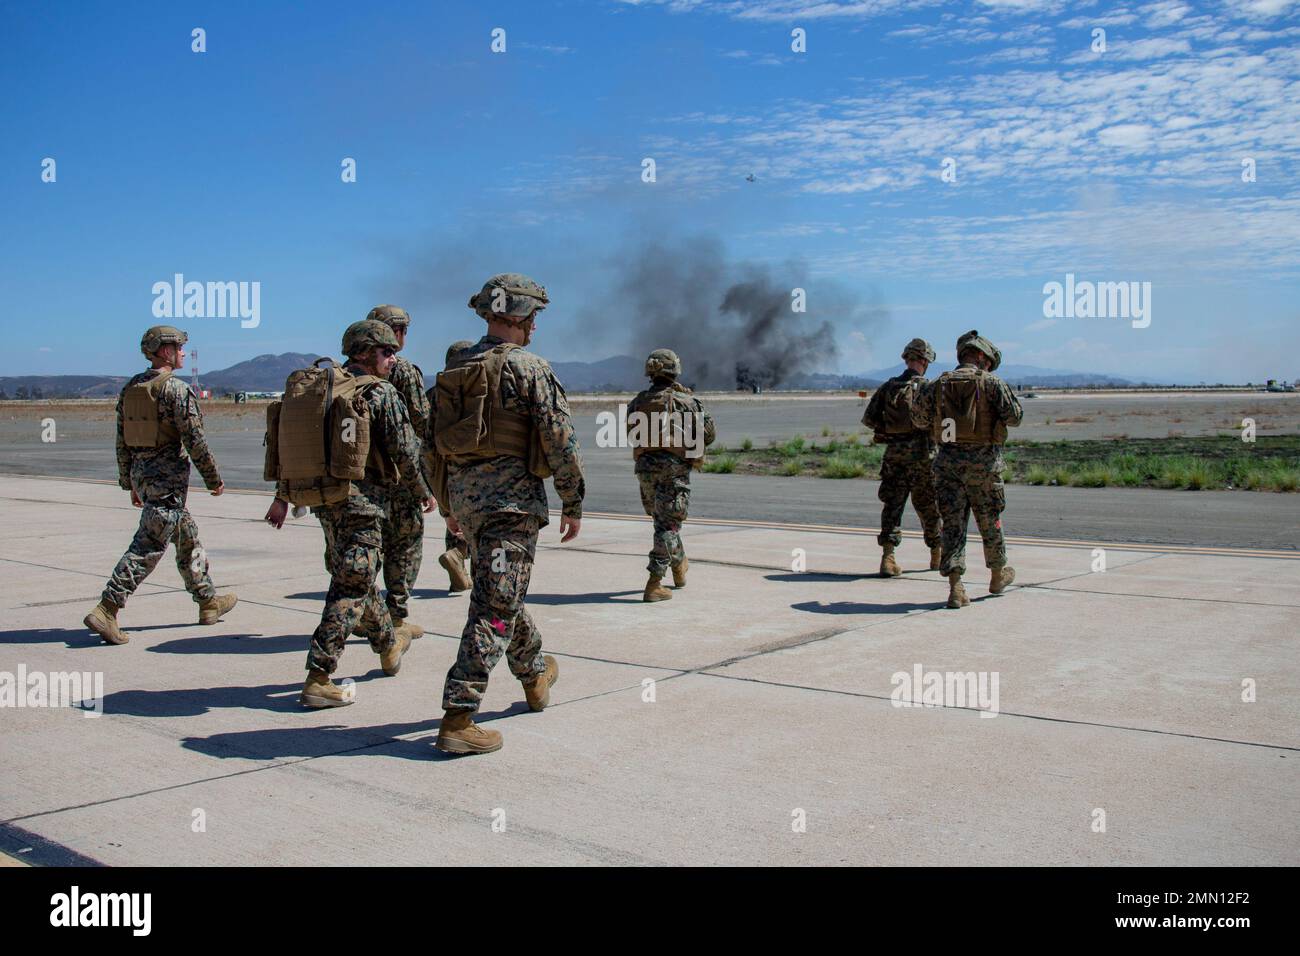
[812,196,1300,281]
[956,44,1053,64]
[1097,123,1156,147]
[1110,36,1193,59]
[1221,0,1296,18]
[1140,0,1193,27]
[1060,11,1139,28]
[1025,318,1059,331]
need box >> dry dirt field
[2,389,1297,445]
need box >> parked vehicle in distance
[233,390,284,403]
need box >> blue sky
[2,0,1297,383]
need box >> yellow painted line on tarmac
[3,472,1296,560]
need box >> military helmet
[341,319,400,358]
[956,329,1001,372]
[365,304,411,330]
[140,325,187,358]
[468,273,549,322]
[645,348,682,380]
[901,338,936,364]
[446,339,474,364]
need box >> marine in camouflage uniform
[432,274,585,755]
[366,304,432,628]
[84,326,237,645]
[425,340,475,592]
[266,320,432,706]
[861,338,942,577]
[913,329,1023,608]
[627,349,715,602]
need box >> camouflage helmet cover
[956,329,1002,372]
[446,339,475,364]
[366,304,411,329]
[141,325,188,358]
[341,319,400,358]
[468,273,549,323]
[901,338,936,364]
[645,348,682,380]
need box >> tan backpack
[879,377,923,435]
[629,384,706,470]
[122,369,182,448]
[263,359,385,506]
[934,367,1006,445]
[432,343,551,478]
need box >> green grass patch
[822,456,866,479]
[700,434,1300,492]
[776,436,806,458]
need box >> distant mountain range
[860,363,1141,389]
[202,352,321,392]
[0,353,1211,398]
[0,353,324,399]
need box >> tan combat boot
[946,571,970,609]
[989,566,1017,594]
[439,548,471,593]
[198,593,238,625]
[879,546,901,578]
[396,620,424,640]
[523,655,559,712]
[671,556,689,588]
[84,600,128,645]
[436,710,503,754]
[643,575,672,602]
[302,669,354,708]
[380,627,412,676]
[929,546,943,571]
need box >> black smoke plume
[590,235,875,390]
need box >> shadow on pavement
[525,591,643,605]
[181,703,527,762]
[791,600,943,615]
[0,627,107,648]
[764,572,875,583]
[148,633,300,654]
[410,589,466,601]
[102,674,387,717]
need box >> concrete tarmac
[0,475,1296,865]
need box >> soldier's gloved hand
[422,497,436,514]
[264,498,289,529]
[210,482,225,497]
[130,488,143,508]
[559,516,580,543]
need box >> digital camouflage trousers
[876,449,942,549]
[637,463,691,577]
[932,446,1009,575]
[382,484,424,621]
[308,497,396,674]
[441,511,547,713]
[102,496,215,609]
